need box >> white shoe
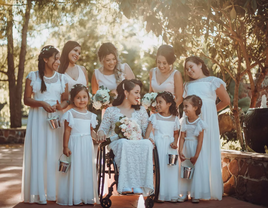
[38,200,47,205]
[170,197,178,203]
[122,187,132,194]
[192,198,199,203]
[177,194,188,203]
[133,187,143,194]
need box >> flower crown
[40,45,56,55]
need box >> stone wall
[0,128,26,143]
[221,150,268,207]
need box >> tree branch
[0,70,7,75]
[200,52,236,81]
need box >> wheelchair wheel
[101,198,112,208]
[97,145,106,200]
[145,197,154,208]
[153,147,160,201]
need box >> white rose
[93,101,102,110]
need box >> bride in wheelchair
[97,79,155,197]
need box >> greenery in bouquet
[92,86,116,110]
[114,116,142,140]
[141,92,157,111]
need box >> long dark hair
[184,56,210,81]
[156,45,176,65]
[156,91,178,116]
[112,79,142,110]
[98,42,123,84]
[58,41,81,74]
[38,45,59,93]
[184,95,203,116]
[70,84,89,104]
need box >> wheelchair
[97,138,160,208]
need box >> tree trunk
[233,76,246,150]
[6,6,17,128]
[13,0,32,128]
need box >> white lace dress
[57,109,99,205]
[149,113,180,201]
[183,76,226,200]
[98,106,154,196]
[22,71,67,203]
[179,117,210,200]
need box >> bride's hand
[97,130,106,143]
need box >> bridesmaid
[149,45,183,107]
[91,42,135,95]
[58,41,88,91]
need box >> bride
[97,79,154,195]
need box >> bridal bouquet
[141,92,157,111]
[114,116,142,140]
[92,86,115,110]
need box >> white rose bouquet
[92,86,115,110]
[141,92,157,111]
[114,116,142,140]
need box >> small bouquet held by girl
[108,116,142,142]
[142,92,158,111]
[92,85,116,110]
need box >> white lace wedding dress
[98,106,154,196]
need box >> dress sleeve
[180,117,187,132]
[98,107,112,135]
[91,113,98,128]
[148,114,158,130]
[174,116,180,131]
[26,71,38,93]
[61,110,74,128]
[193,119,208,137]
[139,106,149,137]
[59,73,68,94]
[211,77,226,91]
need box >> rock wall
[0,129,25,143]
[222,150,268,207]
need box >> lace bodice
[98,106,149,138]
[26,71,67,105]
[149,113,180,137]
[61,108,98,136]
[183,76,226,102]
[181,117,207,137]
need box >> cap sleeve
[180,117,187,132]
[193,119,208,137]
[211,77,226,91]
[91,113,98,128]
[61,110,74,128]
[59,73,68,94]
[174,116,180,131]
[148,114,158,130]
[26,71,39,93]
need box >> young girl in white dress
[145,91,180,202]
[22,45,69,204]
[179,95,210,203]
[183,56,230,200]
[57,84,99,206]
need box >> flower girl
[22,45,69,204]
[145,91,180,202]
[57,84,99,205]
[178,95,210,203]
